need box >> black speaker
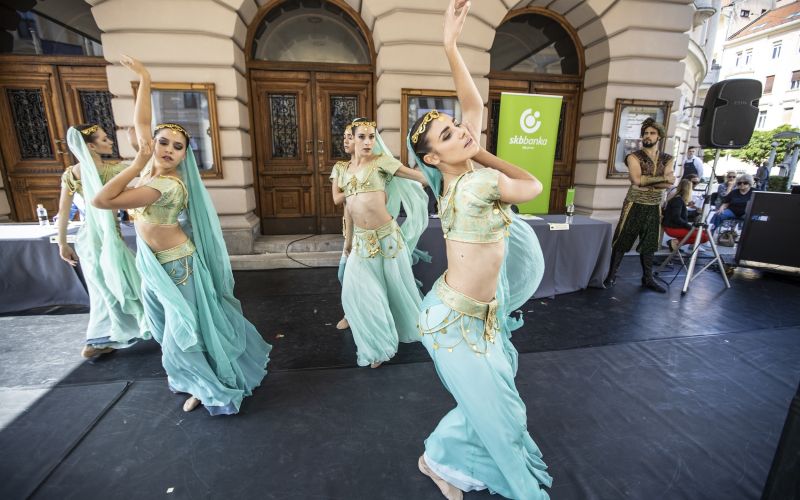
[761,381,800,500]
[735,192,800,273]
[698,79,762,149]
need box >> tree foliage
[730,124,800,166]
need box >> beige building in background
[0,0,719,256]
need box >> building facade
[721,0,800,131]
[0,0,716,254]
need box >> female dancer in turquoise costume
[331,117,429,368]
[330,124,355,330]
[94,56,271,414]
[406,1,551,498]
[57,124,150,358]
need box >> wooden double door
[486,78,581,214]
[251,70,373,234]
[0,56,117,221]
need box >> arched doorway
[487,8,584,213]
[247,0,375,234]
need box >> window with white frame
[736,51,742,66]
[745,49,752,65]
[756,110,767,129]
[773,42,782,59]
[741,9,750,17]
[792,70,800,90]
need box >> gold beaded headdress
[155,123,191,139]
[79,124,99,136]
[351,119,377,129]
[411,110,444,144]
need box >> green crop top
[128,174,188,226]
[337,154,400,197]
[439,168,512,243]
[61,162,127,196]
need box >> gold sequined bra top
[439,168,513,243]
[337,154,401,197]
[61,162,127,196]
[128,175,188,225]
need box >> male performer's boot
[603,248,625,288]
[640,254,666,293]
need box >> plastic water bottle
[566,203,575,224]
[36,204,49,226]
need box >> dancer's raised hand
[120,54,149,78]
[444,0,470,48]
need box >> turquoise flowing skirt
[76,224,150,349]
[418,278,552,499]
[341,219,421,366]
[139,242,271,415]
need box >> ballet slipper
[336,317,349,330]
[81,345,114,358]
[183,396,201,412]
[370,361,382,369]
[418,455,463,500]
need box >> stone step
[253,234,344,254]
[230,250,342,270]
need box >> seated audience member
[714,171,737,208]
[686,174,704,221]
[663,179,709,252]
[711,173,753,231]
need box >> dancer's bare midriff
[346,190,391,230]
[135,221,189,253]
[444,238,504,303]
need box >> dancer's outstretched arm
[93,146,159,209]
[473,148,542,204]
[394,165,428,187]
[444,0,482,133]
[121,55,152,150]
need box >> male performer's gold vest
[624,150,673,205]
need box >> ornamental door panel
[313,72,371,234]
[0,64,66,221]
[58,65,120,159]
[251,70,316,234]
[251,70,372,234]
[0,59,115,221]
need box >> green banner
[496,92,563,214]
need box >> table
[0,223,137,314]
[413,215,612,299]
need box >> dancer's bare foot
[183,396,201,412]
[370,361,382,369]
[81,345,114,358]
[418,455,463,500]
[336,317,349,330]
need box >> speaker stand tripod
[655,149,731,295]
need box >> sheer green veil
[67,127,150,340]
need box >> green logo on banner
[496,93,563,214]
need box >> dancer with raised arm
[406,1,551,498]
[58,124,150,358]
[332,117,429,368]
[330,124,355,330]
[93,56,270,415]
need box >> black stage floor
[1,256,799,499]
